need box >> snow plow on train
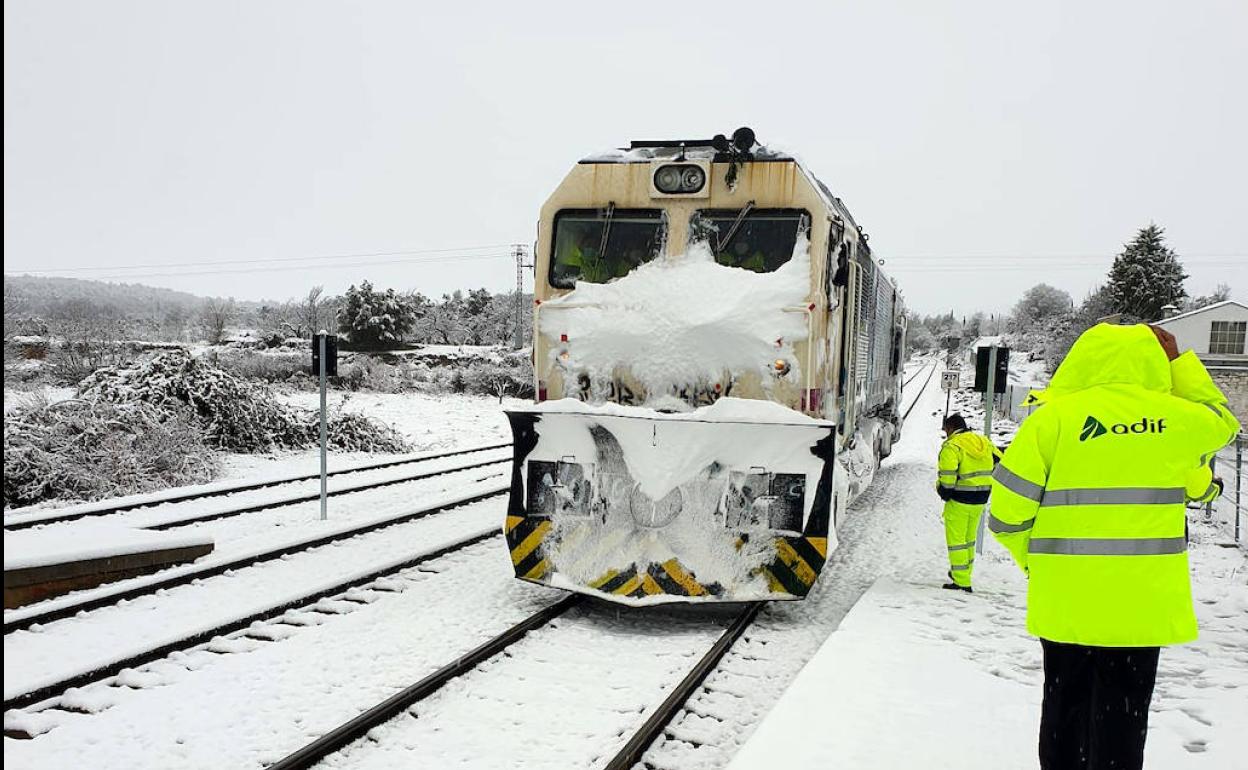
[506,128,906,604]
[505,402,837,602]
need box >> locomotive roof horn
[632,126,758,155]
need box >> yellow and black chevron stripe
[762,536,827,597]
[506,515,551,582]
[588,559,726,599]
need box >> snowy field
[216,390,525,482]
[4,368,1245,768]
[2,386,75,414]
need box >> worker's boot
[942,571,973,593]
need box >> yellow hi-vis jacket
[938,430,1002,504]
[989,323,1240,647]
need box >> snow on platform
[727,578,1038,769]
[4,523,214,608]
[3,523,212,573]
[730,573,1248,769]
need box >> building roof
[1152,300,1247,326]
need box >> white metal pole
[319,331,328,521]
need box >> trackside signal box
[311,333,339,377]
[973,346,1008,393]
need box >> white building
[1153,300,1247,426]
[1152,300,1248,364]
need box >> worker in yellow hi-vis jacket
[936,413,1001,592]
[989,323,1239,770]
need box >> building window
[1209,320,1247,355]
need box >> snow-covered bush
[461,360,535,401]
[80,350,301,451]
[318,410,408,453]
[213,348,306,383]
[336,281,419,349]
[78,350,410,454]
[4,395,218,508]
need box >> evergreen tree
[1105,225,1187,321]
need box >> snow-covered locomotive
[505,128,905,604]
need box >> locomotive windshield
[692,208,810,273]
[550,208,665,289]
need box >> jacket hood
[949,429,993,459]
[1028,323,1170,405]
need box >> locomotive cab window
[691,208,810,273]
[550,208,665,289]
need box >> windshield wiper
[715,200,755,253]
[597,201,616,259]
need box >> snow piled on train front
[537,236,813,406]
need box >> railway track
[901,358,930,388]
[902,361,939,422]
[257,372,940,765]
[3,441,513,531]
[263,600,759,769]
[3,483,507,637]
[3,524,507,717]
[143,452,509,531]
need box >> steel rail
[902,362,939,422]
[3,530,502,714]
[603,603,762,770]
[902,359,929,388]
[264,595,583,770]
[3,441,513,530]
[3,486,507,636]
[144,455,507,531]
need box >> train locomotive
[505,128,906,604]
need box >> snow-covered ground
[2,386,76,414]
[721,372,1248,770]
[4,367,1244,769]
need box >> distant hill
[3,275,261,319]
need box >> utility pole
[513,244,529,350]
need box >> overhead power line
[3,243,515,276]
[5,252,512,282]
[878,255,1248,264]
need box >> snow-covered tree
[907,324,936,353]
[336,280,418,349]
[1011,283,1073,330]
[1106,225,1187,321]
[1185,283,1232,312]
[198,298,235,344]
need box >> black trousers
[1039,639,1160,770]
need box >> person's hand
[1148,325,1181,361]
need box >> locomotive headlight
[653,163,707,194]
[655,165,683,192]
[773,359,791,376]
[680,166,705,191]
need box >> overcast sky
[4,0,1246,316]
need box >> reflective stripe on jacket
[937,430,1001,504]
[989,323,1240,647]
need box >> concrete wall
[1155,302,1248,359]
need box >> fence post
[1205,455,1216,522]
[1236,436,1243,545]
